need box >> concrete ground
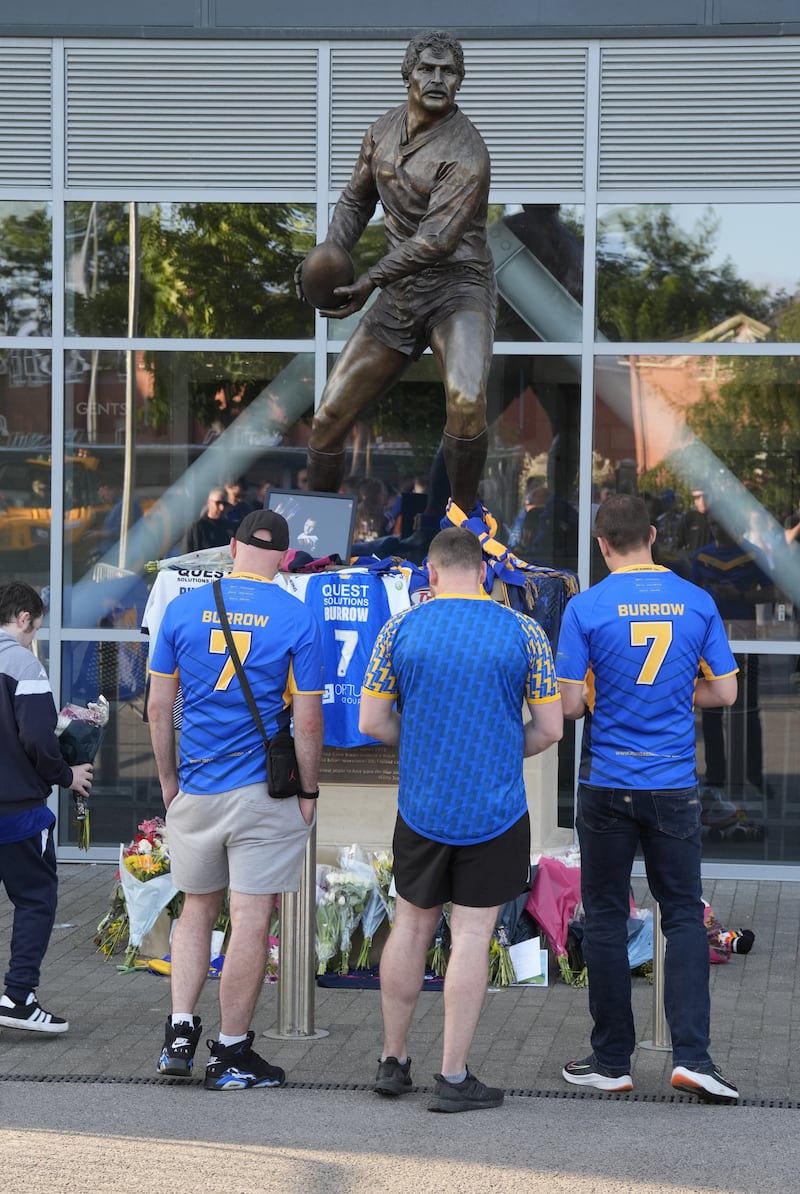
[0,863,798,1193]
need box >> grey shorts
[165,784,314,896]
[362,267,496,360]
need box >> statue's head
[401,30,465,84]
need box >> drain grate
[0,1073,796,1107]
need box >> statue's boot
[306,446,346,493]
[442,428,488,514]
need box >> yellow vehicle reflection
[0,450,102,555]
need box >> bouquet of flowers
[315,881,341,976]
[488,897,529,988]
[526,852,583,985]
[264,936,280,983]
[488,924,517,988]
[429,904,451,977]
[56,695,110,850]
[117,816,181,968]
[94,878,128,958]
[326,866,373,975]
[354,848,399,969]
[372,850,395,927]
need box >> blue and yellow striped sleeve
[518,614,561,704]
[361,611,404,700]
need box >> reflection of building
[626,314,772,473]
[2,8,800,874]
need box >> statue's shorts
[361,266,496,360]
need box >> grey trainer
[428,1068,504,1113]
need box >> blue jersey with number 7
[556,565,737,789]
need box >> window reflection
[0,350,53,589]
[592,352,800,633]
[59,639,156,849]
[492,204,584,343]
[596,203,798,342]
[325,350,581,573]
[328,203,585,345]
[697,653,800,864]
[61,349,315,624]
[65,202,316,339]
[0,201,52,337]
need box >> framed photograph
[266,488,358,562]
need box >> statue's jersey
[556,565,738,789]
[362,595,559,845]
[329,103,495,291]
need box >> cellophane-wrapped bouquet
[56,695,110,850]
[355,849,396,970]
[314,847,375,976]
[95,816,182,968]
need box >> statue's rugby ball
[300,243,355,309]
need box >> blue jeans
[576,784,711,1073]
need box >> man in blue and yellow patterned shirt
[360,526,562,1112]
[556,494,740,1103]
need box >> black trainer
[158,1015,202,1077]
[671,1062,739,1102]
[562,1054,633,1092]
[0,991,68,1034]
[428,1069,504,1113]
[204,1032,286,1091]
[374,1055,413,1097]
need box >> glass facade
[64,202,316,340]
[1,38,799,872]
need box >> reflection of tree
[597,206,773,341]
[141,202,313,338]
[67,201,316,433]
[683,302,800,515]
[370,366,444,476]
[0,204,52,335]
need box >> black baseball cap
[234,510,290,552]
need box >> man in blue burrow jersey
[148,509,324,1091]
[359,527,562,1113]
[556,494,740,1103]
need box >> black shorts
[392,812,531,909]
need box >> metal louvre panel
[600,44,800,189]
[0,46,52,186]
[463,47,587,189]
[330,47,405,190]
[65,47,318,188]
[330,45,586,191]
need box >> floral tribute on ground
[96,835,654,993]
[95,816,181,968]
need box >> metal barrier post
[639,902,671,1051]
[263,822,329,1041]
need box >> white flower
[137,839,153,854]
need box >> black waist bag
[267,728,301,798]
[213,579,301,799]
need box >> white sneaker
[0,991,69,1033]
[672,1063,738,1102]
